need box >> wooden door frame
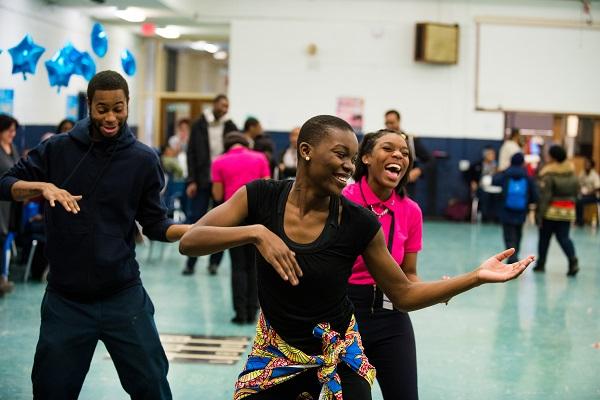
[157,92,214,147]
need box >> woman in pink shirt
[342,129,423,400]
[211,133,271,324]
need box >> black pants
[349,285,418,400]
[229,244,258,320]
[247,363,372,400]
[502,223,523,263]
[538,219,576,267]
[185,188,223,268]
[32,285,171,400]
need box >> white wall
[228,0,600,139]
[0,0,141,126]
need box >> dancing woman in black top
[180,115,534,400]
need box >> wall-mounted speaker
[415,22,459,65]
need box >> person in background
[242,117,264,149]
[498,129,522,171]
[343,129,423,400]
[211,133,271,324]
[492,153,538,263]
[185,95,237,275]
[467,146,499,222]
[575,157,600,226]
[0,70,190,398]
[56,118,75,134]
[0,114,20,295]
[277,127,300,180]
[384,110,432,198]
[534,145,579,276]
[179,114,534,400]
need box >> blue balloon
[78,51,96,81]
[45,44,76,93]
[121,49,136,76]
[8,34,46,80]
[91,23,108,57]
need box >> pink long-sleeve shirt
[342,177,423,285]
[211,147,271,201]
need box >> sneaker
[231,315,247,325]
[567,257,579,277]
[181,265,195,276]
[207,264,218,275]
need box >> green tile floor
[1,222,599,399]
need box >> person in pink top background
[342,128,424,400]
[211,133,271,324]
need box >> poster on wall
[66,95,79,121]
[0,89,15,116]
[336,97,364,133]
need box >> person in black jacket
[184,94,237,275]
[492,152,538,263]
[0,71,189,399]
[384,110,433,198]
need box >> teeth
[386,163,401,173]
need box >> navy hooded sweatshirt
[0,118,174,300]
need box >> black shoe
[207,263,218,275]
[181,265,195,275]
[231,315,247,325]
[567,257,579,277]
[533,264,545,273]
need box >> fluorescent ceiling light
[213,51,228,60]
[190,41,219,53]
[115,7,146,23]
[156,25,181,39]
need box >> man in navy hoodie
[0,71,189,399]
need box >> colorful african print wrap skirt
[234,312,376,399]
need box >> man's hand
[476,249,535,283]
[254,225,302,285]
[41,183,82,214]
[186,182,198,198]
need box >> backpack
[504,177,528,211]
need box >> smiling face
[89,89,128,139]
[300,128,358,196]
[362,132,410,192]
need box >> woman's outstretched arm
[362,229,534,312]
[179,186,303,285]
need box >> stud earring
[305,156,310,161]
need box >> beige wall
[176,50,228,95]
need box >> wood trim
[474,16,600,30]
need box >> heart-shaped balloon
[91,23,108,57]
[121,49,136,76]
[8,34,46,80]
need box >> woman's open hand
[477,248,535,283]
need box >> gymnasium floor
[1,221,599,399]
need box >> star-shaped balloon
[8,34,46,80]
[91,23,108,57]
[45,44,77,93]
[77,51,96,81]
[121,49,136,76]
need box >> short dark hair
[297,115,354,156]
[353,129,413,197]
[548,145,567,163]
[177,118,190,127]
[385,109,401,121]
[223,132,249,152]
[56,118,74,133]
[510,128,520,139]
[587,158,596,168]
[0,114,19,133]
[244,117,260,132]
[213,94,228,103]
[254,136,274,154]
[87,70,129,103]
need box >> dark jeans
[185,187,223,268]
[32,285,171,400]
[502,223,523,263]
[229,244,258,320]
[349,284,418,400]
[538,219,576,268]
[575,195,599,225]
[247,363,371,400]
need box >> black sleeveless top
[245,179,381,354]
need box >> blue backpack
[504,177,528,211]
